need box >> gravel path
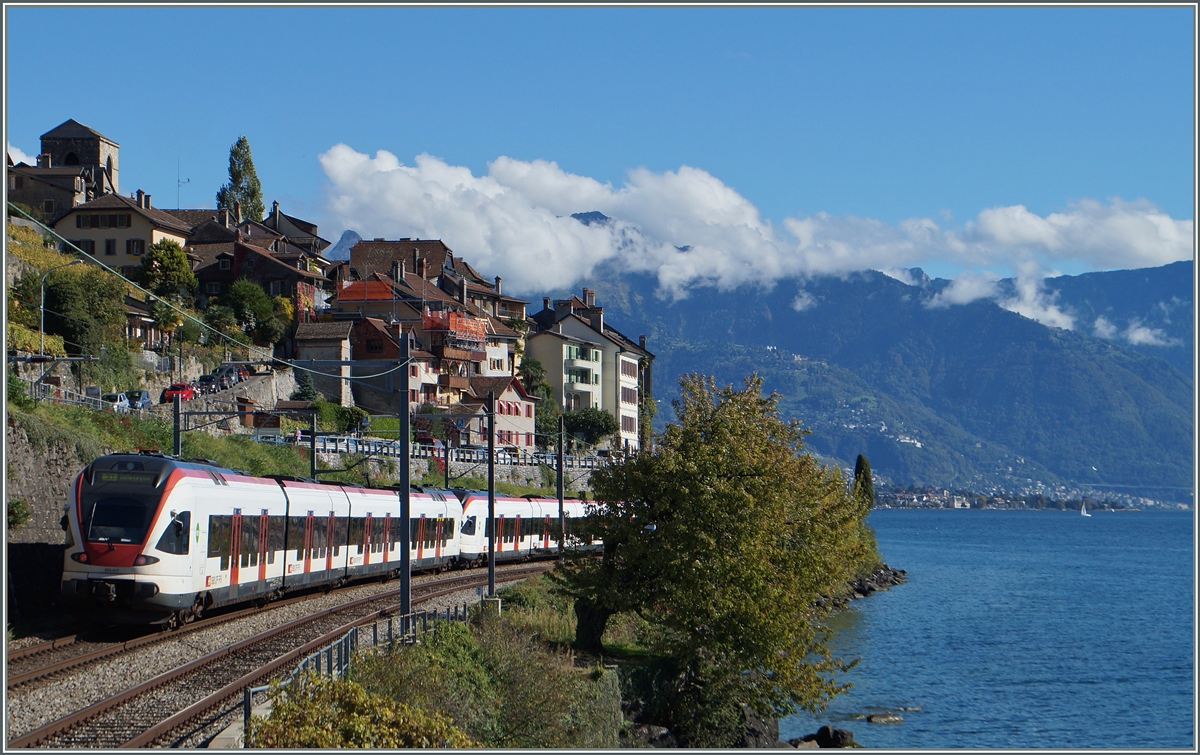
[5,567,534,743]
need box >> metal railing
[308,435,610,470]
[242,603,471,746]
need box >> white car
[101,392,131,414]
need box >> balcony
[433,344,474,361]
[564,357,597,369]
[438,374,470,389]
[564,376,597,390]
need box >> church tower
[39,119,119,195]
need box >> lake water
[780,509,1195,749]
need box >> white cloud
[997,261,1075,330]
[7,142,35,165]
[1122,318,1176,346]
[925,271,1001,308]
[791,290,817,311]
[318,144,1194,298]
[1093,316,1118,339]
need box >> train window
[371,519,385,553]
[268,516,285,564]
[313,520,327,560]
[444,519,455,542]
[82,495,159,544]
[391,517,405,543]
[154,511,190,555]
[208,515,231,571]
[287,517,306,560]
[348,519,364,555]
[461,516,476,536]
[334,517,348,557]
[241,517,260,568]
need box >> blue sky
[5,6,1194,295]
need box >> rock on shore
[814,563,907,611]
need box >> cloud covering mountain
[319,144,1192,301]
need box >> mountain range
[539,260,1193,502]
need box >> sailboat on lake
[1081,501,1091,517]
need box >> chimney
[589,310,604,332]
[136,189,144,208]
[399,260,406,278]
[460,281,468,306]
[420,258,428,279]
[272,200,279,218]
[412,248,419,273]
[234,201,242,224]
[542,297,550,311]
[494,276,502,296]
[143,193,151,209]
[37,153,51,168]
[583,288,595,307]
[639,335,647,349]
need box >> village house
[529,288,653,451]
[54,191,192,279]
[7,119,120,223]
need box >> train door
[363,514,373,566]
[514,515,522,555]
[229,510,243,587]
[303,512,314,574]
[325,513,335,573]
[257,510,269,582]
[383,513,391,564]
[416,515,426,560]
[497,515,505,552]
[434,517,443,559]
[543,515,551,550]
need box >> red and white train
[60,453,594,626]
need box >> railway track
[6,563,551,749]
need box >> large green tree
[137,239,197,298]
[216,135,265,222]
[554,374,879,746]
[16,266,126,355]
[562,406,619,447]
[853,454,876,508]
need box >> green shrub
[7,498,31,530]
[247,673,475,748]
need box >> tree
[853,454,876,508]
[517,357,546,395]
[562,406,619,447]
[138,239,197,299]
[553,374,879,746]
[215,135,265,222]
[291,369,320,402]
[17,266,126,355]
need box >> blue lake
[780,509,1195,749]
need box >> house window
[622,386,638,404]
[219,258,231,270]
[269,281,283,296]
[127,239,145,256]
[622,415,637,433]
[120,265,139,278]
[76,239,95,255]
[410,365,418,377]
[206,282,222,294]
[622,360,638,378]
[10,176,22,190]
[366,339,383,353]
[43,199,55,214]
[118,214,130,228]
[525,405,532,418]
[104,239,117,256]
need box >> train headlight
[70,552,89,563]
[133,554,160,566]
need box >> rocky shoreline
[620,563,908,748]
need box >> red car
[160,383,197,403]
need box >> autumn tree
[215,135,264,222]
[137,239,197,299]
[553,374,880,746]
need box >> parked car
[126,389,154,410]
[213,365,242,387]
[162,383,197,402]
[197,374,220,394]
[101,393,131,414]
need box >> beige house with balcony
[53,191,191,278]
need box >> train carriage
[61,453,596,626]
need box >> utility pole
[487,390,496,597]
[557,413,565,554]
[399,336,411,618]
[173,395,182,455]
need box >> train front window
[84,496,158,543]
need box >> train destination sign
[95,470,156,486]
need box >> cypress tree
[853,453,875,507]
[216,135,265,222]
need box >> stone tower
[39,119,119,194]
